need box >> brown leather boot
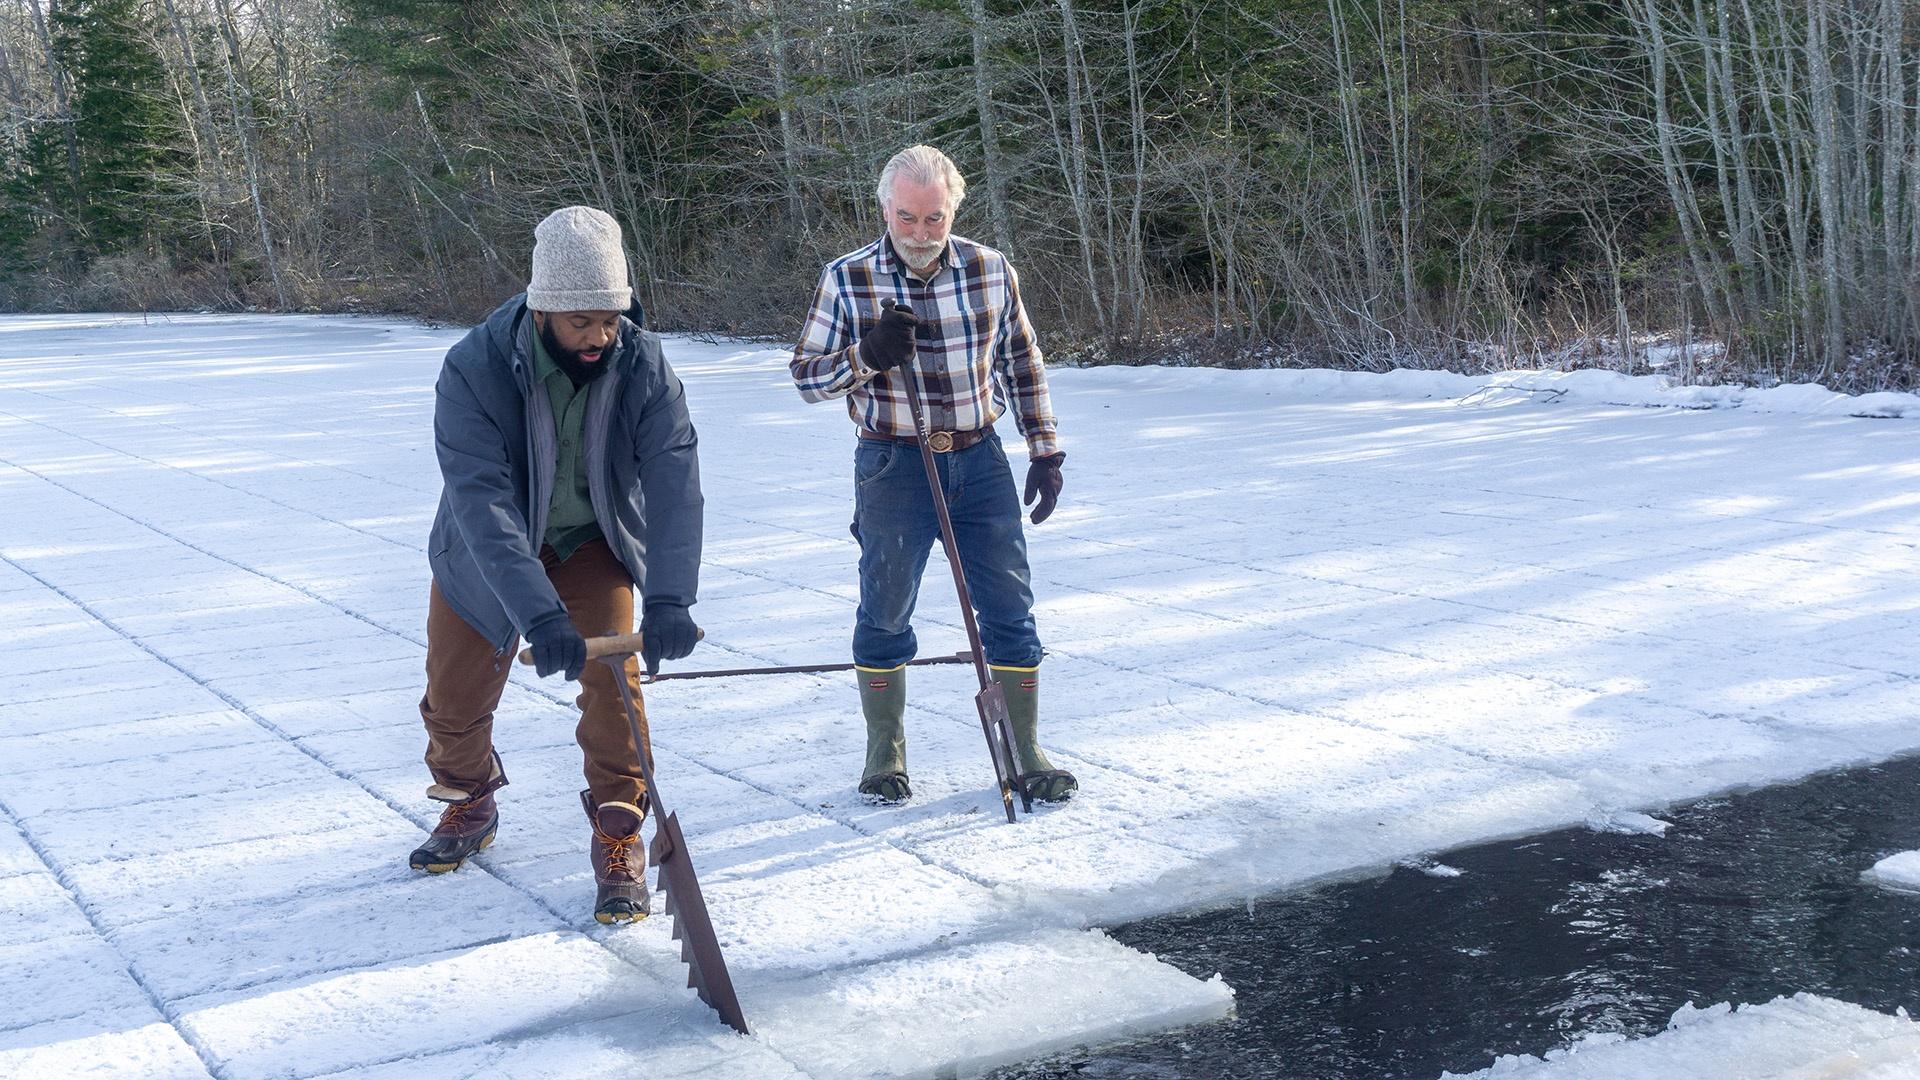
[408,792,498,873]
[581,790,650,925]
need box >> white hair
[876,145,967,212]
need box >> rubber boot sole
[594,900,648,925]
[411,828,495,874]
[1019,770,1078,804]
[594,887,650,925]
[859,772,912,804]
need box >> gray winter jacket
[427,293,702,650]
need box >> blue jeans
[852,430,1042,670]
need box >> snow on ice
[1443,994,1920,1078]
[2,313,1919,1078]
[1583,810,1673,837]
[1864,850,1920,894]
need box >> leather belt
[857,427,988,454]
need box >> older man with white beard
[790,144,1077,806]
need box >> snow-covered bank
[3,312,1918,1077]
[1083,362,1920,418]
[1442,995,1920,1078]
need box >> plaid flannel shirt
[790,235,1060,458]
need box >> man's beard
[894,237,944,270]
[540,320,614,386]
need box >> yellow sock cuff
[855,663,907,673]
[989,663,1041,673]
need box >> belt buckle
[926,431,955,453]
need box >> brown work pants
[420,538,651,807]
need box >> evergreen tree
[50,0,192,254]
[0,117,65,286]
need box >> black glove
[640,602,699,676]
[524,611,587,681]
[857,299,920,373]
[1023,451,1065,525]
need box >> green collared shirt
[533,331,602,562]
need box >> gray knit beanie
[526,206,631,312]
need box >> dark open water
[998,756,1920,1079]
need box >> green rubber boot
[989,666,1078,802]
[857,665,910,803]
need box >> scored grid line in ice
[0,564,850,1078]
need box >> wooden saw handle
[516,628,703,666]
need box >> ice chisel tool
[886,297,1031,822]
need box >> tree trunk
[1052,0,1110,334]
[1637,0,1730,330]
[160,1,229,194]
[1122,0,1150,332]
[1329,0,1384,326]
[215,0,291,308]
[1804,0,1848,370]
[968,0,1014,252]
[766,0,805,256]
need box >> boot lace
[595,827,638,879]
[435,800,481,833]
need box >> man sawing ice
[409,205,703,925]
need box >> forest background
[3,0,1917,390]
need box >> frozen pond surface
[1,312,1916,1077]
